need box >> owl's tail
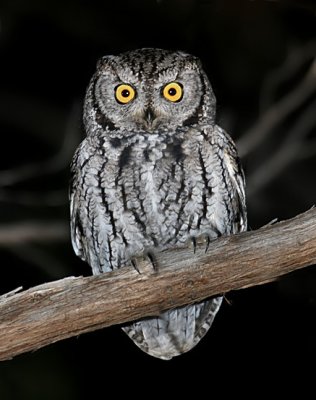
[121,296,223,360]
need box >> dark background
[0,0,315,398]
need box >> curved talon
[192,237,197,254]
[131,254,157,274]
[188,235,211,253]
[205,235,211,253]
[131,258,141,274]
[146,252,158,271]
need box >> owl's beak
[144,107,156,125]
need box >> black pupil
[168,87,177,96]
[122,89,130,97]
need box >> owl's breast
[104,130,232,260]
[112,135,189,247]
[117,136,206,248]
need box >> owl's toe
[130,253,157,275]
[187,234,212,254]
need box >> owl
[70,48,247,360]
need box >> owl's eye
[115,84,136,104]
[162,82,183,102]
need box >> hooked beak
[144,107,156,126]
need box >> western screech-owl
[70,48,247,360]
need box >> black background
[0,1,315,398]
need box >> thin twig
[0,102,81,187]
[238,56,316,158]
[247,98,316,195]
[259,42,316,112]
[0,221,69,246]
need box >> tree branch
[1,208,316,361]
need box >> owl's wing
[69,140,87,262]
[214,124,247,234]
[69,137,116,274]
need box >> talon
[131,258,141,274]
[205,235,210,253]
[146,252,158,271]
[187,236,212,253]
[192,237,197,254]
[131,254,157,274]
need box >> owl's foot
[188,235,212,254]
[130,252,157,274]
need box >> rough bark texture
[1,208,316,361]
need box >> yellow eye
[115,84,136,104]
[162,82,183,102]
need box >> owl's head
[84,48,216,135]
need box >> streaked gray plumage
[70,48,247,360]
